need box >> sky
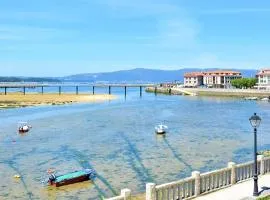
[1,0,270,76]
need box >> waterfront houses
[203,70,242,88]
[184,72,204,87]
[256,69,270,89]
[184,70,242,88]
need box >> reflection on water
[1,93,270,199]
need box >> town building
[203,70,242,88]
[256,69,270,89]
[184,70,242,88]
[184,72,204,87]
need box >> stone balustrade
[105,189,131,200]
[146,155,270,200]
[105,156,270,200]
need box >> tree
[231,78,257,89]
[247,78,257,88]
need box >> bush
[231,78,257,89]
[257,195,270,200]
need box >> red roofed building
[184,72,204,87]
[203,70,242,88]
[184,70,242,88]
[257,69,270,89]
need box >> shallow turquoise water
[1,90,270,199]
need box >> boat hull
[53,174,90,187]
[156,130,166,134]
[18,129,29,133]
[48,169,95,187]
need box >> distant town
[184,69,270,90]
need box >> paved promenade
[195,174,270,200]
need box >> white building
[203,70,242,88]
[256,69,270,89]
[184,70,242,88]
[184,72,204,87]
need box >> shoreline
[145,87,270,98]
[0,93,116,109]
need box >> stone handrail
[104,189,131,200]
[235,161,255,182]
[200,167,231,195]
[147,176,196,200]
[264,156,270,173]
[105,156,270,200]
[145,155,270,200]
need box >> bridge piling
[0,84,155,96]
[154,87,157,96]
[58,86,61,95]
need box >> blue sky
[1,0,270,76]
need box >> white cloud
[157,18,200,49]
[0,11,54,20]
[95,0,179,17]
[182,52,262,70]
[95,0,200,50]
[201,8,270,15]
[0,25,80,42]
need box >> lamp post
[249,113,262,196]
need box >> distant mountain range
[62,68,258,83]
[0,76,60,83]
[0,68,258,83]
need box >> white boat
[18,122,32,133]
[155,124,168,134]
[261,97,270,101]
[244,97,258,100]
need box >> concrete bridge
[0,83,157,97]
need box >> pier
[0,83,156,97]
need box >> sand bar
[0,93,116,109]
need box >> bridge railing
[145,155,270,200]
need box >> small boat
[155,124,168,134]
[244,97,258,100]
[18,122,32,133]
[48,169,95,187]
[261,97,270,101]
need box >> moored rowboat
[48,169,95,187]
[18,122,32,133]
[155,124,168,134]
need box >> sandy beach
[0,93,116,109]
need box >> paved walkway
[195,174,270,200]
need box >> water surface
[1,90,270,199]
